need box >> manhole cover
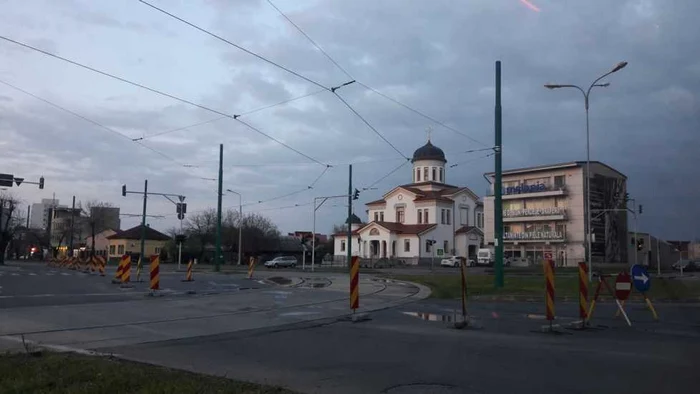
[383,383,460,393]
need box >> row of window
[371,208,483,228]
[502,175,566,189]
[414,166,444,183]
[503,197,568,210]
[504,223,566,234]
[108,245,162,255]
[339,239,449,254]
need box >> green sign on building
[436,248,444,256]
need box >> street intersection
[1,261,699,394]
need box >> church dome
[411,140,446,163]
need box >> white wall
[412,159,446,183]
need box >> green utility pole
[494,60,504,288]
[140,179,148,271]
[346,164,352,270]
[215,143,223,272]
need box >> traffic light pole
[122,182,184,268]
[313,193,353,272]
[215,144,223,272]
[346,165,352,270]
[494,61,504,288]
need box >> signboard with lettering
[503,183,546,195]
[503,207,566,218]
[504,231,565,241]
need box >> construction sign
[350,256,359,310]
[149,255,160,291]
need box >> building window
[425,240,432,253]
[380,212,384,221]
[404,239,410,252]
[374,212,379,222]
[369,228,380,236]
[432,167,437,181]
[396,207,405,223]
[460,207,469,225]
[439,167,443,182]
[417,209,423,224]
[476,212,484,229]
[416,168,421,182]
[554,175,565,188]
[155,247,161,254]
[443,240,449,254]
[341,241,346,252]
[423,167,428,180]
[117,245,124,255]
[109,245,115,255]
[424,209,429,223]
[441,209,446,224]
[363,241,367,255]
[446,209,451,225]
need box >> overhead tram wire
[0,79,186,167]
[265,0,353,80]
[240,164,332,208]
[262,1,488,147]
[0,35,328,167]
[135,2,402,162]
[362,159,411,191]
[138,0,331,92]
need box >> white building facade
[334,139,484,264]
[30,198,64,230]
[483,161,628,267]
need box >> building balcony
[488,184,568,199]
[503,207,566,222]
[504,231,566,242]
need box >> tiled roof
[366,221,436,235]
[107,225,171,241]
[366,199,386,206]
[456,226,484,235]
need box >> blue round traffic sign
[631,264,651,293]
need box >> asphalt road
[2,260,699,394]
[103,300,700,394]
[0,261,271,308]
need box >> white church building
[334,139,484,264]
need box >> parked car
[441,256,471,267]
[264,256,297,268]
[672,260,700,272]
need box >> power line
[237,88,328,117]
[309,165,332,188]
[357,81,488,146]
[449,152,495,168]
[265,0,353,80]
[0,35,327,167]
[333,91,408,160]
[240,165,331,207]
[362,159,410,190]
[0,78,186,166]
[135,116,227,141]
[138,0,331,91]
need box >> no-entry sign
[615,271,632,301]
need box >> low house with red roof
[334,138,484,264]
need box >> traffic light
[352,188,360,200]
[176,203,187,220]
[637,238,644,251]
[121,184,127,197]
[638,204,643,214]
[38,176,44,189]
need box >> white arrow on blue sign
[631,264,651,293]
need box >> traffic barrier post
[135,257,143,282]
[542,259,556,332]
[247,257,257,280]
[182,259,194,282]
[350,256,359,311]
[578,262,588,328]
[112,256,126,283]
[97,256,106,276]
[587,273,631,326]
[120,255,132,288]
[454,259,471,329]
[149,255,160,293]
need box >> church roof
[345,213,363,224]
[411,140,446,163]
[363,221,436,235]
[455,226,484,235]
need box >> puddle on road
[402,311,457,322]
[268,277,292,285]
[297,277,331,289]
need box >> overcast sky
[1,0,698,240]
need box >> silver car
[264,256,297,268]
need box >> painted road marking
[10,273,19,276]
[28,273,37,276]
[60,273,70,276]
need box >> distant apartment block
[30,198,65,230]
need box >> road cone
[181,259,194,282]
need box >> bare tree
[0,193,24,265]
[81,200,115,257]
[184,208,217,261]
[240,212,280,255]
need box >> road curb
[464,295,700,303]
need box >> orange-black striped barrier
[182,259,194,282]
[97,256,106,276]
[578,262,588,328]
[82,257,91,273]
[149,255,160,292]
[135,257,143,283]
[543,259,555,331]
[455,259,470,329]
[350,256,360,311]
[587,273,632,327]
[120,255,132,288]
[247,257,257,280]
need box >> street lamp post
[545,61,627,280]
[226,189,243,267]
